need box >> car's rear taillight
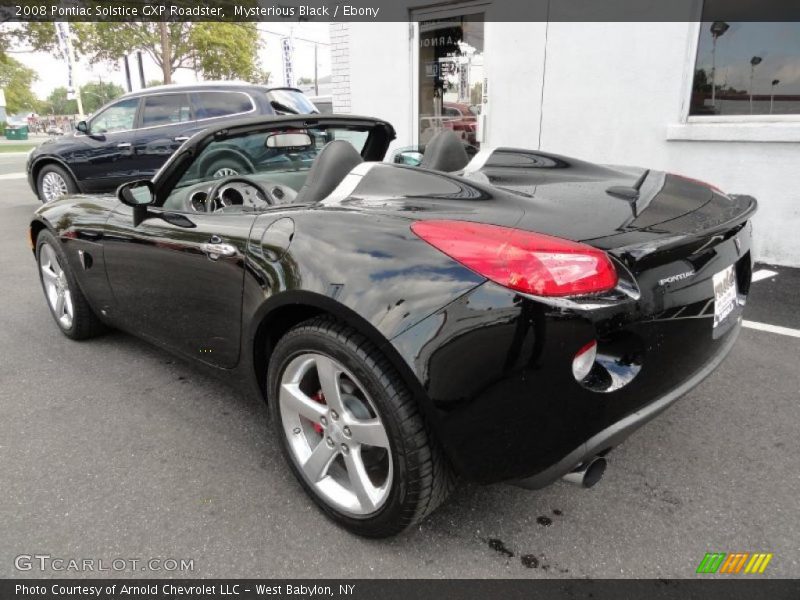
[411,220,618,297]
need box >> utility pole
[314,43,319,96]
[749,55,762,114]
[709,22,729,110]
[137,51,146,89]
[160,22,172,84]
[123,55,132,92]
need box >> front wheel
[268,318,455,537]
[36,230,105,340]
[37,164,78,203]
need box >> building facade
[330,15,800,266]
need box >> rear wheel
[268,318,455,537]
[37,164,77,204]
[36,230,105,340]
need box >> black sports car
[29,115,756,537]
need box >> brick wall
[329,23,351,113]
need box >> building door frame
[409,0,491,147]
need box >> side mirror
[76,121,88,134]
[392,148,423,167]
[116,180,156,227]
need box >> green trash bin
[5,125,28,140]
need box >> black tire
[205,156,248,179]
[36,163,78,204]
[36,229,106,340]
[268,317,456,537]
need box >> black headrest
[296,140,363,204]
[420,129,470,172]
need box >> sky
[13,22,331,102]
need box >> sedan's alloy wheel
[39,242,74,329]
[41,171,69,203]
[279,352,393,516]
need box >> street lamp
[749,55,762,114]
[709,21,729,110]
[770,79,780,114]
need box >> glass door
[417,14,485,150]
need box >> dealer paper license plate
[712,265,738,328]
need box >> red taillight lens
[411,220,618,297]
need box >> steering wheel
[204,176,274,213]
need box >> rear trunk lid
[472,148,722,241]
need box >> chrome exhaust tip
[562,456,607,488]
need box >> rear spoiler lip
[584,194,757,259]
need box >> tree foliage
[14,22,262,84]
[190,23,261,81]
[44,87,77,115]
[79,81,126,113]
[0,55,39,114]
[44,81,125,115]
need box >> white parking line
[743,320,800,339]
[0,172,26,180]
[752,269,779,283]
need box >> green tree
[190,23,261,81]
[80,81,125,113]
[0,55,39,114]
[44,87,77,115]
[146,79,164,88]
[17,22,262,84]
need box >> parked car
[46,125,64,136]
[29,117,755,537]
[443,101,478,144]
[27,82,319,203]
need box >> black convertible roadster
[29,115,756,537]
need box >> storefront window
[418,14,484,149]
[691,22,800,116]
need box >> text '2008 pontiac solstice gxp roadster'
[29,115,755,537]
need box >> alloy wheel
[39,243,74,329]
[279,353,393,516]
[41,172,69,203]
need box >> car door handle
[200,241,237,260]
[174,136,190,142]
[117,142,132,148]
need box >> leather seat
[296,140,363,204]
[421,130,470,172]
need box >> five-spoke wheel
[269,317,454,537]
[35,230,105,340]
[39,242,74,329]
[279,353,393,516]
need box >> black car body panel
[29,115,756,487]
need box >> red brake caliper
[311,391,326,434]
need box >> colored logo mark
[696,552,773,574]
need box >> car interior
[161,127,471,214]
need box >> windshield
[171,125,370,193]
[267,89,320,115]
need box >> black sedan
[28,115,756,537]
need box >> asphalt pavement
[1,153,798,579]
